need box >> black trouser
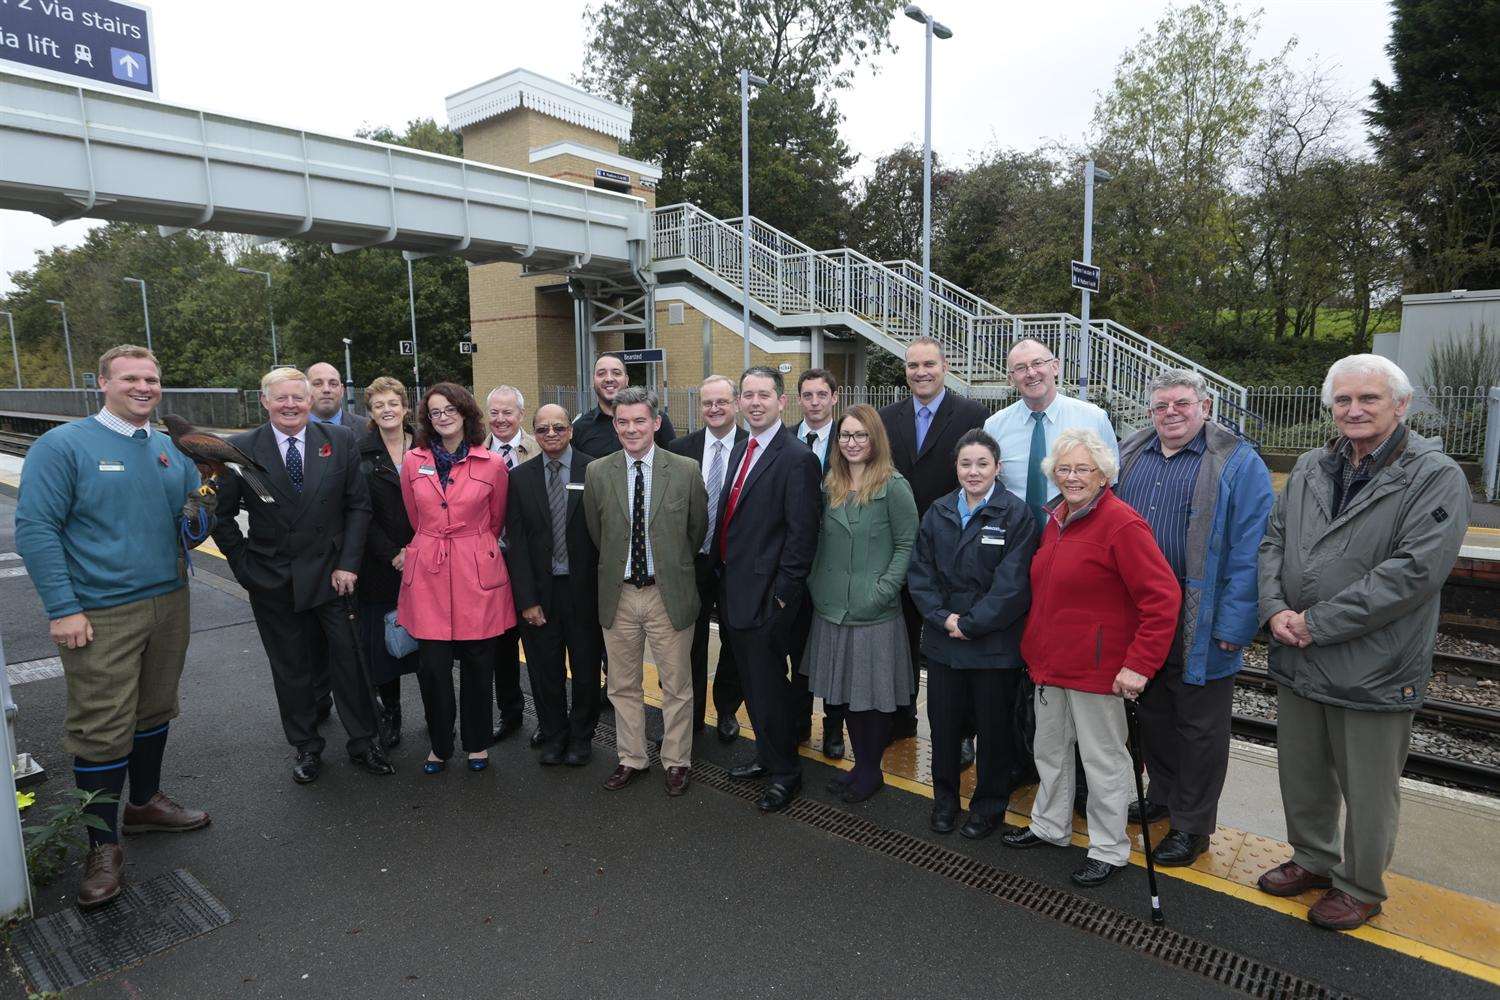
[247,588,378,756]
[1137,658,1236,836]
[789,598,845,739]
[520,575,602,752]
[723,620,802,784]
[691,552,742,728]
[493,625,525,726]
[417,637,495,759]
[927,660,1021,817]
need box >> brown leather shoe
[1257,860,1332,897]
[121,791,211,835]
[1308,888,1382,930]
[78,843,125,910]
[603,764,644,791]
[665,766,690,797]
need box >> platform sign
[0,0,156,97]
[1070,260,1101,293]
[617,347,664,365]
[399,340,414,356]
[459,341,476,355]
[82,371,97,388]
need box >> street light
[121,277,152,353]
[45,299,76,389]
[235,267,279,368]
[0,311,18,388]
[1076,159,1113,401]
[904,4,953,344]
[739,67,769,374]
[402,252,423,393]
[341,337,354,404]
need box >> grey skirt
[801,614,914,713]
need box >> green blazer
[808,472,918,626]
[583,447,708,631]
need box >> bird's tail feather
[232,464,278,505]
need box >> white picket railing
[1247,385,1494,458]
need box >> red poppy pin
[319,443,332,458]
[158,452,169,467]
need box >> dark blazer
[666,425,748,468]
[714,426,822,631]
[504,447,599,619]
[212,421,371,612]
[907,487,1038,669]
[356,427,414,605]
[879,392,989,516]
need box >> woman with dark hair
[397,382,516,774]
[801,404,919,803]
[908,428,1039,839]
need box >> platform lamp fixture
[341,337,354,404]
[0,311,18,388]
[44,299,76,390]
[1076,159,1112,401]
[739,67,770,372]
[903,4,953,343]
[235,267,279,369]
[121,276,152,353]
[402,251,424,393]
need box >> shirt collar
[1050,485,1109,529]
[626,445,655,468]
[1336,425,1401,467]
[272,424,306,447]
[309,410,342,425]
[798,420,832,442]
[706,425,737,446]
[958,485,995,518]
[748,424,779,450]
[1149,426,1207,456]
[493,431,523,451]
[915,389,946,415]
[94,408,151,438]
[547,446,572,471]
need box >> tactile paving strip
[11,869,232,993]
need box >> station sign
[399,340,414,356]
[459,341,476,355]
[0,0,156,97]
[595,167,631,186]
[82,371,97,388]
[1070,260,1101,293]
[617,347,664,365]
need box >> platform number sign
[399,340,414,356]
[459,341,476,355]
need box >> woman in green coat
[802,403,919,803]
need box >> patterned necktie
[703,439,726,555]
[630,460,649,583]
[718,437,759,558]
[916,405,932,452]
[285,436,304,493]
[547,460,569,572]
[500,443,515,469]
[1025,410,1047,528]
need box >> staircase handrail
[880,259,1013,319]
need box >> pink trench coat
[396,445,517,641]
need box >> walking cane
[342,594,392,750]
[1125,698,1165,925]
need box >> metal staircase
[649,202,1249,433]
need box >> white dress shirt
[622,446,656,578]
[272,425,308,467]
[700,426,738,485]
[983,392,1119,503]
[490,431,524,468]
[796,419,832,467]
[731,424,780,485]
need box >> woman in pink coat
[398,382,515,773]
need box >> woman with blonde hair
[801,404,919,803]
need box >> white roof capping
[445,68,633,140]
[529,141,661,184]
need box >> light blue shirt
[623,447,656,578]
[957,484,995,530]
[914,389,947,447]
[984,393,1119,503]
[309,409,347,426]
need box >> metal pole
[266,279,279,369]
[342,338,354,403]
[1,625,34,924]
[406,256,422,390]
[740,68,753,375]
[48,299,76,389]
[123,277,152,353]
[921,15,933,343]
[0,312,19,388]
[1079,160,1096,401]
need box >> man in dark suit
[717,366,822,812]
[878,337,989,740]
[504,404,601,767]
[667,375,747,742]
[212,367,393,783]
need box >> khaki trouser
[1029,685,1133,866]
[60,587,191,760]
[602,583,694,771]
[1276,686,1413,904]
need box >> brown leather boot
[121,791,211,834]
[78,843,125,910]
[1256,860,1332,897]
[1308,888,1382,930]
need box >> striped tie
[703,439,725,555]
[547,460,569,572]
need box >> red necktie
[717,437,759,558]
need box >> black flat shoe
[292,751,322,785]
[728,762,768,780]
[960,812,1002,840]
[351,747,395,776]
[929,805,958,834]
[1152,829,1211,867]
[716,716,740,743]
[757,781,800,813]
[1128,799,1170,824]
[1001,827,1057,850]
[1071,858,1125,887]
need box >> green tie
[1025,410,1047,528]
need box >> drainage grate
[12,869,232,992]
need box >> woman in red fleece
[1002,428,1180,888]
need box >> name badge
[565,482,585,491]
[418,465,437,476]
[98,460,126,473]
[980,526,1006,547]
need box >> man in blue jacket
[1116,370,1272,867]
[16,345,216,910]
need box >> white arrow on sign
[117,53,140,79]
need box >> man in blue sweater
[16,345,216,911]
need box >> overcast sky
[0,0,1394,294]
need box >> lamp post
[1076,159,1112,401]
[403,252,422,393]
[904,4,953,343]
[235,267,279,368]
[121,276,152,353]
[45,299,76,389]
[0,311,18,388]
[739,67,769,374]
[341,337,354,405]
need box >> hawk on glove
[162,413,278,505]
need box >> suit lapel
[297,423,328,515]
[739,430,783,501]
[612,452,632,522]
[648,449,671,525]
[253,424,297,509]
[916,395,955,462]
[565,453,586,523]
[893,400,918,469]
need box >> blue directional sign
[0,0,155,96]
[618,348,665,365]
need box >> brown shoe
[121,791,211,835]
[1257,861,1332,897]
[603,764,644,791]
[665,766,690,797]
[77,843,125,910]
[1308,888,1382,930]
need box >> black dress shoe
[1071,858,1125,887]
[728,762,768,780]
[1128,799,1170,824]
[757,780,800,813]
[960,812,1002,840]
[292,751,322,784]
[529,729,546,749]
[823,723,846,760]
[716,716,740,743]
[1152,829,1211,867]
[1001,827,1058,850]
[491,718,523,743]
[890,714,918,740]
[563,746,592,767]
[351,747,395,776]
[929,804,958,834]
[539,746,566,766]
[959,736,976,770]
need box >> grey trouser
[1029,685,1132,866]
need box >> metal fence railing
[0,388,249,429]
[1483,388,1499,500]
[1246,385,1494,458]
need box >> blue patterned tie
[1025,411,1047,528]
[285,437,304,493]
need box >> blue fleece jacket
[16,417,200,617]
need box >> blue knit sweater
[16,417,200,617]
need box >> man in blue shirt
[307,361,353,427]
[16,345,215,910]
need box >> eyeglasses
[837,431,870,443]
[1053,465,1098,479]
[1149,399,1201,415]
[428,405,459,419]
[701,400,731,410]
[535,423,569,435]
[1008,358,1057,377]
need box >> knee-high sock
[127,723,169,806]
[846,711,891,793]
[73,756,129,846]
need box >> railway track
[1237,666,1500,737]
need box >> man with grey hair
[484,385,539,469]
[1257,353,1469,930]
[484,383,537,743]
[1116,369,1272,868]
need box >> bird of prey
[162,413,278,505]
